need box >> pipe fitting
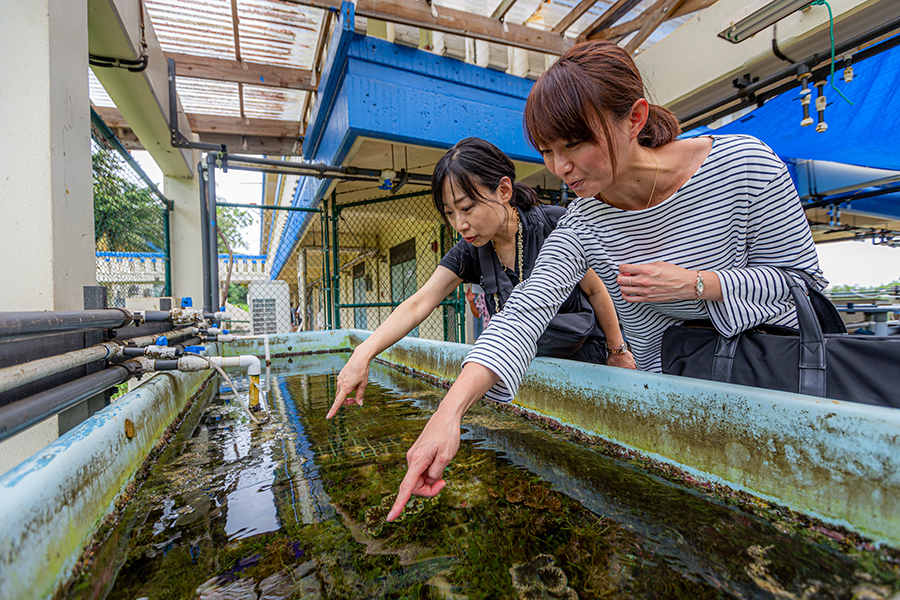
[209,355,261,376]
[175,356,211,372]
[169,307,206,325]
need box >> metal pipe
[322,205,332,330]
[0,328,194,395]
[163,207,172,297]
[207,153,221,311]
[332,192,342,330]
[0,310,133,342]
[222,153,375,177]
[219,164,403,184]
[199,162,212,312]
[220,154,431,184]
[0,363,135,443]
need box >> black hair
[525,40,681,175]
[432,137,538,223]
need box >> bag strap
[780,269,826,397]
[710,268,826,397]
[712,336,738,382]
[789,269,847,334]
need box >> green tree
[216,206,253,253]
[93,149,165,252]
[227,283,249,310]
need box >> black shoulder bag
[661,268,900,407]
[478,206,602,360]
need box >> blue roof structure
[684,37,900,224]
[268,1,539,279]
[702,39,900,171]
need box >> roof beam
[552,0,600,35]
[577,0,642,39]
[491,0,520,20]
[95,106,301,138]
[584,0,716,42]
[166,52,316,91]
[99,125,302,156]
[285,0,573,55]
[301,10,334,136]
[185,114,303,138]
[623,0,686,54]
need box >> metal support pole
[322,204,332,330]
[198,162,212,312]
[206,153,220,311]
[331,191,341,330]
[163,207,172,297]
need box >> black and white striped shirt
[464,135,824,401]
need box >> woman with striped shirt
[327,137,634,420]
[384,41,824,521]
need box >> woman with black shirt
[326,137,634,419]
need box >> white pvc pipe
[0,343,122,395]
[228,334,270,365]
[209,355,261,376]
[223,334,271,392]
[173,353,266,422]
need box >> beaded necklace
[490,208,524,313]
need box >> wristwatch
[694,271,705,301]
[607,342,629,355]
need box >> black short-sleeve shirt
[439,204,566,290]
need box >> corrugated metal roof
[236,0,324,69]
[145,0,237,60]
[144,0,324,67]
[175,78,242,116]
[89,0,696,134]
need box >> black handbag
[661,269,900,408]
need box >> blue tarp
[696,37,900,171]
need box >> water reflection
[222,427,280,541]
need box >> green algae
[61,355,900,599]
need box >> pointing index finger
[387,469,421,522]
[326,386,351,419]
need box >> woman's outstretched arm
[577,268,636,369]
[326,266,463,418]
[387,361,499,521]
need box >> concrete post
[165,162,203,306]
[0,0,93,473]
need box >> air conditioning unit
[248,281,291,335]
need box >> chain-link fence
[218,249,304,335]
[328,191,465,343]
[91,110,171,308]
[217,190,464,342]
[216,196,312,336]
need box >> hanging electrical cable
[809,0,854,105]
[89,0,149,72]
[184,352,262,425]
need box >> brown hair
[432,137,538,224]
[524,40,681,175]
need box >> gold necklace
[599,149,660,210]
[645,149,659,210]
[491,208,524,313]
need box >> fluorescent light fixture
[718,0,814,43]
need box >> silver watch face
[696,274,705,297]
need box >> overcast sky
[132,151,899,288]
